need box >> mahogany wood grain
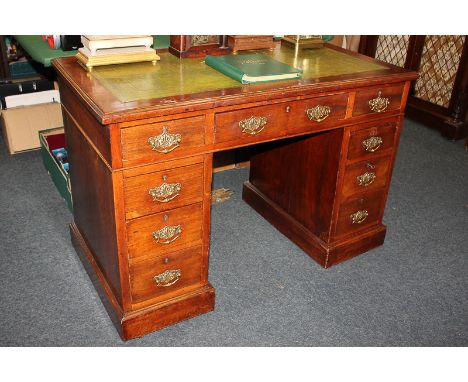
[121,115,208,166]
[347,119,397,160]
[215,103,289,144]
[242,181,387,268]
[54,45,418,339]
[64,110,122,305]
[341,155,392,198]
[334,190,385,237]
[249,130,343,243]
[121,285,215,340]
[123,162,205,220]
[52,45,417,125]
[353,83,404,117]
[70,223,125,335]
[227,35,275,52]
[201,154,213,285]
[129,245,204,307]
[58,78,113,166]
[287,93,349,134]
[126,203,203,260]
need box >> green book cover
[205,54,302,84]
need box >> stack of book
[76,35,160,70]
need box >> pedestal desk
[53,44,418,340]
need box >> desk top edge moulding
[52,42,418,340]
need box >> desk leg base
[70,222,215,341]
[120,285,215,341]
[242,182,386,268]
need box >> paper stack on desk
[76,35,160,71]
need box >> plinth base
[70,222,215,340]
[242,182,386,268]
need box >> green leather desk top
[91,45,386,103]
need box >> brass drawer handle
[350,210,369,224]
[148,181,182,203]
[152,224,182,244]
[239,116,267,136]
[368,91,390,113]
[362,136,383,152]
[306,105,331,122]
[154,269,181,287]
[147,126,182,153]
[356,172,376,187]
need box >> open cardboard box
[1,102,63,154]
[39,127,73,213]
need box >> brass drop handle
[239,116,268,136]
[154,269,181,287]
[148,176,182,203]
[368,91,390,113]
[356,172,376,187]
[306,105,332,122]
[362,136,383,152]
[152,224,182,244]
[147,126,182,153]
[350,210,369,224]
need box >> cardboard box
[0,102,63,154]
[39,127,73,212]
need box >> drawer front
[341,155,392,198]
[288,93,348,133]
[127,203,203,260]
[353,84,404,117]
[347,121,397,160]
[121,115,207,164]
[215,103,288,145]
[335,191,384,237]
[124,163,205,220]
[129,246,203,306]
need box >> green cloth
[14,36,77,67]
[13,35,170,67]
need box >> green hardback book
[205,54,302,84]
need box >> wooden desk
[53,44,417,340]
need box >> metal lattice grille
[414,35,465,108]
[375,35,410,67]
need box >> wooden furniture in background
[169,35,231,58]
[53,44,417,340]
[227,35,275,52]
[359,35,468,140]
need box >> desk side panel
[63,110,122,306]
[58,77,113,166]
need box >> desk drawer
[215,103,287,145]
[127,203,203,260]
[121,115,207,164]
[347,120,397,160]
[353,84,404,117]
[335,191,384,237]
[129,245,203,306]
[288,93,348,133]
[123,162,205,220]
[341,155,392,198]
